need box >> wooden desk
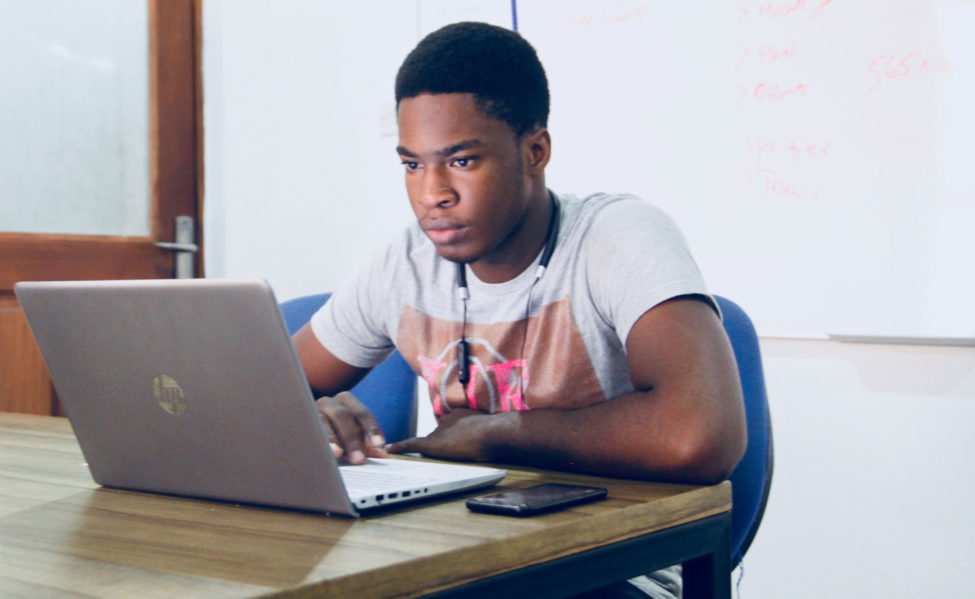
[0,413,731,598]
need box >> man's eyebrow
[439,139,483,157]
[396,139,483,159]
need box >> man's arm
[387,297,748,484]
[293,324,389,463]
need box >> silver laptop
[14,278,505,516]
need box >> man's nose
[419,167,457,209]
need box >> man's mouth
[422,219,470,245]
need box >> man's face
[396,93,534,270]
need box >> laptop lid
[14,279,505,516]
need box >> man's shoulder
[558,191,666,219]
[378,221,436,264]
[556,191,675,238]
[373,222,453,289]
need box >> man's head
[395,21,549,137]
[395,22,554,283]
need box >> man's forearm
[481,391,745,484]
[391,389,746,485]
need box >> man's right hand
[293,323,387,465]
[315,391,389,464]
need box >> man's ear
[523,128,551,175]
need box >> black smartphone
[466,483,608,516]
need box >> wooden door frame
[0,0,204,415]
[0,0,203,286]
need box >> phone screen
[466,483,608,516]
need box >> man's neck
[469,189,554,284]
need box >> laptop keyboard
[339,462,440,494]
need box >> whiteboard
[501,0,975,338]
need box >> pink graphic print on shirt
[397,298,605,416]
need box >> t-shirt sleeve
[308,244,398,369]
[582,197,718,346]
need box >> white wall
[203,0,418,301]
[202,3,975,597]
[743,338,975,598]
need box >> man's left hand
[386,408,498,462]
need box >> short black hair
[395,22,550,136]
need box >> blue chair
[279,293,417,443]
[714,295,774,568]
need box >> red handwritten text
[601,5,650,26]
[746,136,832,165]
[867,51,950,90]
[739,0,833,21]
[554,5,650,35]
[738,81,810,105]
[743,168,822,202]
[737,41,798,69]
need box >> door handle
[155,216,197,278]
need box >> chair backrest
[714,295,774,568]
[278,293,418,443]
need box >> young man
[293,21,746,597]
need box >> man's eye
[452,157,475,168]
[402,160,419,170]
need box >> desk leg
[427,514,732,599]
[682,515,731,599]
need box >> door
[0,1,202,415]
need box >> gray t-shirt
[311,191,714,418]
[311,192,713,599]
